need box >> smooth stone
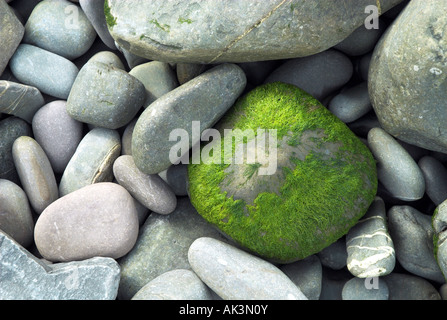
[132,63,246,174]
[115,41,150,69]
[0,179,34,247]
[188,237,307,300]
[369,0,447,153]
[113,155,177,214]
[418,156,447,205]
[0,0,24,75]
[367,127,425,201]
[12,136,58,215]
[238,60,282,86]
[105,0,403,63]
[328,82,372,124]
[121,117,136,155]
[79,0,116,50]
[88,50,125,69]
[316,237,347,270]
[440,283,447,300]
[319,268,352,300]
[0,117,32,183]
[23,0,96,60]
[32,100,83,174]
[0,80,44,122]
[9,44,79,99]
[0,230,120,300]
[59,127,121,196]
[346,197,395,278]
[66,60,145,129]
[9,0,41,21]
[280,255,322,300]
[264,50,353,101]
[388,205,444,283]
[348,112,382,138]
[131,269,213,300]
[357,52,372,81]
[132,197,150,226]
[342,277,389,300]
[35,182,139,262]
[117,197,228,300]
[432,200,447,280]
[383,273,441,300]
[176,63,208,85]
[161,164,188,196]
[129,61,179,108]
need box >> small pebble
[342,277,389,300]
[161,164,189,197]
[328,82,372,123]
[383,273,441,300]
[176,63,208,85]
[418,156,447,205]
[316,237,347,271]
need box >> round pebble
[328,82,372,123]
[342,277,389,300]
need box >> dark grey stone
[383,273,441,300]
[328,82,372,123]
[418,156,447,205]
[342,277,389,300]
[316,237,347,271]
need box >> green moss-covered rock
[187,82,377,263]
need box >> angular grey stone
[105,0,403,63]
[342,277,389,300]
[0,230,120,300]
[0,80,44,123]
[0,0,24,75]
[369,0,447,153]
[118,197,229,300]
[432,200,447,281]
[388,205,444,283]
[264,49,353,101]
[23,0,96,60]
[418,156,447,205]
[9,44,79,99]
[59,127,121,197]
[346,197,395,278]
[0,179,34,247]
[367,127,425,201]
[132,63,246,174]
[280,255,322,300]
[383,273,441,300]
[131,269,213,300]
[188,237,307,300]
[328,82,372,123]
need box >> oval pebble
[328,82,372,123]
[113,155,177,215]
[367,127,425,201]
[34,182,139,262]
[12,136,58,215]
[0,179,34,247]
[188,237,308,300]
[418,156,447,205]
[383,273,441,300]
[342,277,389,300]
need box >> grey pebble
[328,82,372,123]
[316,237,347,271]
[318,268,352,300]
[159,164,189,197]
[121,117,136,155]
[87,50,125,69]
[0,0,24,75]
[383,273,441,300]
[342,277,389,300]
[418,156,447,205]
[176,63,208,85]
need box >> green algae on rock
[187,82,378,263]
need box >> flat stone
[12,136,58,215]
[342,277,389,300]
[0,80,44,123]
[188,237,307,300]
[59,127,121,197]
[105,0,403,63]
[0,230,120,300]
[418,156,447,205]
[34,182,139,262]
[131,269,213,300]
[0,179,34,247]
[346,197,395,278]
[383,273,441,300]
[367,127,425,201]
[0,0,24,75]
[117,197,228,300]
[23,0,97,60]
[316,237,347,271]
[32,100,84,174]
[113,155,177,214]
[132,63,246,174]
[9,44,79,99]
[369,0,447,153]
[431,200,447,281]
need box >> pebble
[418,156,447,205]
[388,205,444,283]
[383,273,441,300]
[280,255,322,300]
[346,197,395,278]
[32,100,84,174]
[367,127,425,201]
[9,44,79,99]
[132,63,246,174]
[188,237,308,300]
[319,268,352,300]
[264,49,353,101]
[117,197,229,300]
[342,277,389,300]
[160,164,189,196]
[0,80,44,123]
[113,155,177,214]
[87,50,124,69]
[66,60,145,129]
[0,179,34,247]
[12,136,58,215]
[432,200,447,280]
[0,117,32,184]
[328,82,372,123]
[131,269,213,300]
[129,61,179,108]
[23,0,96,60]
[176,63,208,85]
[121,117,136,155]
[316,238,347,271]
[34,182,139,262]
[0,0,24,75]
[0,230,120,300]
[59,127,121,197]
